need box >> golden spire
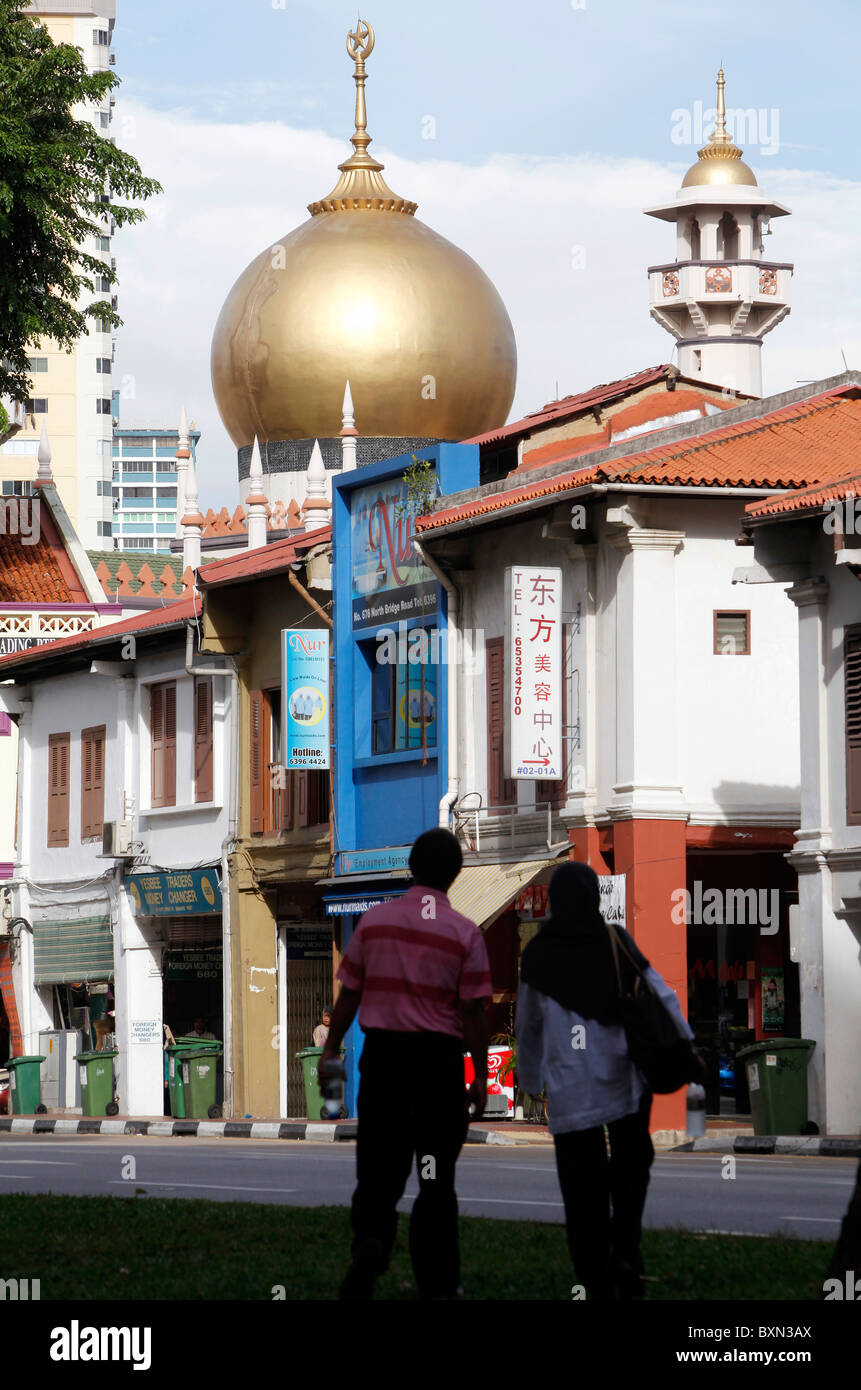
[681,69,757,187]
[308,18,417,216]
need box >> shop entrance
[162,918,223,1112]
[278,924,332,1117]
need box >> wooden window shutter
[163,682,177,807]
[845,629,861,824]
[81,726,106,839]
[487,638,515,807]
[48,732,70,847]
[151,684,165,808]
[297,770,309,827]
[194,677,213,804]
[250,689,265,833]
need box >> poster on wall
[350,473,438,630]
[504,566,563,781]
[761,966,785,1032]
[281,629,330,769]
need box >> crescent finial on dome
[308,18,417,216]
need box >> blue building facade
[328,443,479,1109]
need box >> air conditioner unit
[102,820,133,857]
[109,54,116,65]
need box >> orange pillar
[613,818,688,1134]
[568,825,612,875]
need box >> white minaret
[302,439,331,532]
[175,406,191,539]
[340,380,357,472]
[181,446,204,573]
[246,436,269,550]
[35,423,53,484]
[644,70,792,398]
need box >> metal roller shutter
[33,917,114,985]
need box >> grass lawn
[0,1194,831,1300]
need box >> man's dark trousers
[350,1028,469,1298]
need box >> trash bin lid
[295,1047,324,1058]
[181,1047,222,1060]
[5,1055,47,1067]
[74,1050,119,1062]
[737,1038,816,1061]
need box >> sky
[108,0,861,507]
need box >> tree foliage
[0,0,161,405]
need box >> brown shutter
[163,682,177,807]
[151,684,165,808]
[845,628,861,824]
[194,677,213,804]
[284,771,295,831]
[297,770,309,827]
[250,689,264,833]
[48,733,70,847]
[81,726,106,838]
[487,637,515,807]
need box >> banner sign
[350,475,438,630]
[164,946,222,981]
[504,566,563,781]
[126,869,221,917]
[283,928,332,961]
[599,874,626,929]
[281,628,330,769]
[337,847,412,875]
[324,892,407,917]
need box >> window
[714,610,750,656]
[81,726,106,839]
[97,521,113,537]
[96,480,112,496]
[120,461,154,473]
[25,398,48,414]
[96,234,111,250]
[27,357,48,373]
[97,276,111,292]
[97,398,112,414]
[150,682,177,808]
[121,537,155,549]
[844,628,861,825]
[249,688,329,833]
[99,112,111,129]
[93,28,110,45]
[96,358,112,373]
[2,481,34,497]
[194,677,213,803]
[486,637,515,807]
[48,733,70,847]
[370,636,437,755]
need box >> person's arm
[318,987,361,1078]
[460,998,489,1120]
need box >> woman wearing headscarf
[516,861,694,1300]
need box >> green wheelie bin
[166,1044,189,1118]
[181,1046,223,1119]
[7,1055,47,1114]
[75,1049,119,1117]
[737,1038,816,1135]
[296,1047,348,1120]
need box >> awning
[447,858,556,930]
[33,916,114,985]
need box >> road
[0,1134,853,1239]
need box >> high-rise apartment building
[111,395,201,553]
[0,2,118,548]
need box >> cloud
[111,100,861,510]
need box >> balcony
[648,259,792,313]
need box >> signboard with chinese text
[350,474,438,630]
[504,566,563,781]
[281,628,330,769]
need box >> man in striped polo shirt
[319,828,492,1300]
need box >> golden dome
[681,70,758,188]
[211,20,516,448]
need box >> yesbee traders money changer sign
[281,628,330,769]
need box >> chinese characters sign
[504,566,563,781]
[281,628,330,769]
[350,475,438,630]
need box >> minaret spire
[245,437,269,550]
[340,380,358,472]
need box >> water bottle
[686,1082,707,1138]
[320,1058,346,1119]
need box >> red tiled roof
[0,505,86,604]
[746,471,861,520]
[0,594,200,673]
[201,499,304,537]
[197,526,331,588]
[419,387,861,534]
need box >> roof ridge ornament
[308,18,417,217]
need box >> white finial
[36,422,53,483]
[340,379,358,473]
[181,446,203,572]
[175,405,192,539]
[303,438,331,532]
[246,436,269,550]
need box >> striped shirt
[337,884,492,1038]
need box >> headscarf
[520,862,650,1023]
